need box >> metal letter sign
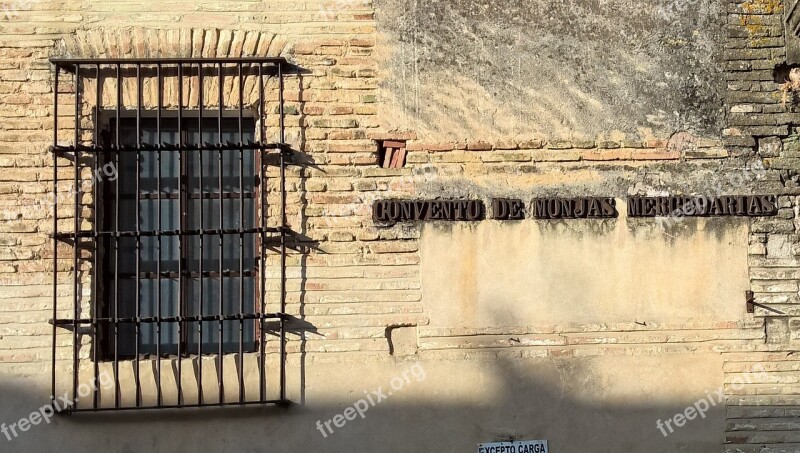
[373,196,779,225]
[372,199,485,225]
[478,440,548,453]
[627,195,777,217]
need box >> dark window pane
[103,115,258,358]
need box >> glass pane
[117,278,136,357]
[186,277,255,353]
[139,278,179,355]
[186,118,255,194]
[140,199,179,273]
[107,115,258,358]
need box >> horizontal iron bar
[128,192,257,201]
[50,56,287,66]
[750,301,785,315]
[51,142,292,153]
[51,312,286,325]
[53,227,285,239]
[120,270,257,279]
[61,400,290,414]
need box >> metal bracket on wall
[746,289,786,315]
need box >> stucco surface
[377,0,725,141]
[421,211,750,328]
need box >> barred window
[51,58,291,412]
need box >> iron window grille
[50,57,292,412]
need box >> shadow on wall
[0,351,734,452]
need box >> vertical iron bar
[197,62,204,405]
[217,62,224,404]
[113,63,121,408]
[278,62,287,403]
[72,64,80,410]
[156,62,163,407]
[53,65,59,145]
[237,62,245,403]
[257,63,266,402]
[134,63,142,408]
[51,65,58,407]
[92,63,100,410]
[176,63,184,407]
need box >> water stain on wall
[376,0,726,142]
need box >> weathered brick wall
[722,1,800,451]
[0,0,380,375]
[0,0,798,451]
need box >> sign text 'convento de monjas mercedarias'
[372,196,778,225]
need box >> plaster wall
[421,211,750,328]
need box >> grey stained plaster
[376,0,726,141]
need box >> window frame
[97,115,262,361]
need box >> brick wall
[722,1,800,451]
[0,0,798,451]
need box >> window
[51,57,291,411]
[99,117,258,359]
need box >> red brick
[645,139,667,148]
[581,148,633,161]
[330,106,354,115]
[466,141,493,151]
[303,106,325,115]
[518,139,545,149]
[631,149,681,160]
